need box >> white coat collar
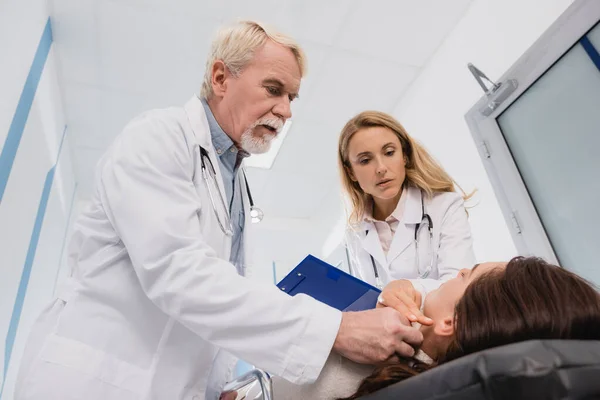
[385,185,422,263]
[184,95,256,277]
[184,95,229,212]
[358,185,424,266]
[403,185,424,224]
[358,185,422,228]
[184,95,212,148]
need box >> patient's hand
[377,280,433,326]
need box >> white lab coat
[14,96,341,400]
[345,185,476,299]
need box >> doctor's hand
[377,280,433,326]
[333,308,423,365]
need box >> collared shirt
[201,98,249,274]
[364,189,408,256]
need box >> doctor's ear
[211,60,230,97]
[433,315,455,337]
[345,165,358,182]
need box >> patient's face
[418,262,506,360]
[423,262,507,323]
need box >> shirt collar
[414,349,434,365]
[200,97,249,159]
[363,187,408,223]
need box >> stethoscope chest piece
[249,205,264,224]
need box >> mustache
[251,117,284,133]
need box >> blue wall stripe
[1,168,55,395]
[1,125,67,398]
[580,35,600,72]
[0,17,52,204]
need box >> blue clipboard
[276,255,381,311]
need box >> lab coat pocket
[17,334,148,400]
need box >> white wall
[252,179,349,283]
[245,1,578,285]
[0,1,77,398]
[291,0,578,284]
[312,0,576,272]
[390,0,575,262]
[252,220,328,283]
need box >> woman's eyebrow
[469,263,480,278]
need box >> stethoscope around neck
[199,145,263,236]
[367,193,434,289]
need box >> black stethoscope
[367,194,433,289]
[199,145,263,236]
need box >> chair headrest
[360,340,600,400]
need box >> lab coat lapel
[387,186,422,264]
[240,168,254,278]
[360,222,387,270]
[184,96,229,207]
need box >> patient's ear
[433,315,455,337]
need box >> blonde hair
[200,20,307,99]
[338,111,472,224]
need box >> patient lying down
[272,257,600,400]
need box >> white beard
[240,117,284,154]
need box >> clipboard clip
[279,272,305,293]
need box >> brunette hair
[342,257,600,399]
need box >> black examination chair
[360,340,600,400]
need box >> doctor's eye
[266,86,281,96]
[385,150,395,156]
[358,158,370,165]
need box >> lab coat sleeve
[407,193,476,302]
[97,113,341,384]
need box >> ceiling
[49,0,473,233]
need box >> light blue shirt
[201,98,248,274]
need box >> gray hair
[200,20,306,99]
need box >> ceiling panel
[336,0,474,66]
[256,169,331,219]
[272,117,342,176]
[99,0,230,21]
[274,0,354,46]
[63,82,163,149]
[291,40,331,117]
[50,0,472,211]
[301,48,419,125]
[95,1,218,97]
[50,0,101,85]
[219,0,283,24]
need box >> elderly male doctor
[15,21,421,400]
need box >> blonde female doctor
[338,111,476,325]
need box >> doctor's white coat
[345,185,476,300]
[14,97,341,400]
